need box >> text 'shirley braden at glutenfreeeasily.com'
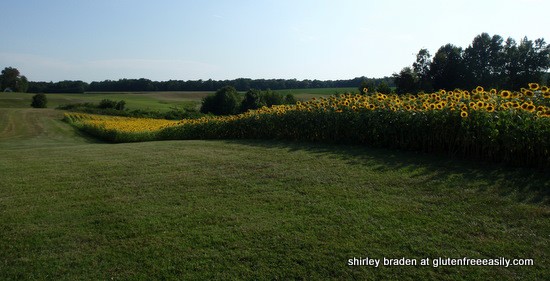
[347,257,534,268]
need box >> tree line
[393,33,550,94]
[21,77,394,93]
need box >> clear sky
[0,0,548,82]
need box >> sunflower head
[476,86,484,92]
[528,83,540,91]
[500,90,511,99]
[460,111,468,118]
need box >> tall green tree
[412,48,432,92]
[1,67,28,92]
[429,44,466,90]
[240,89,263,112]
[503,37,550,89]
[200,86,240,115]
[393,67,418,94]
[463,33,505,89]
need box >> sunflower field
[64,84,550,167]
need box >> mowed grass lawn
[0,107,549,280]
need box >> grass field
[0,95,549,279]
[0,88,355,113]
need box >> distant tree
[358,78,376,94]
[284,93,297,104]
[376,81,392,94]
[463,33,505,89]
[115,100,126,111]
[502,37,550,89]
[30,93,47,108]
[200,86,240,115]
[240,89,263,112]
[1,67,29,92]
[239,89,296,113]
[393,67,418,94]
[98,99,118,109]
[413,48,432,92]
[429,44,466,90]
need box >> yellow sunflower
[528,83,540,91]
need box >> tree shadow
[221,139,550,205]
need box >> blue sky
[1,0,548,82]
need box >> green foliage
[98,99,119,109]
[30,93,47,108]
[395,33,550,93]
[240,89,263,112]
[376,81,392,94]
[155,108,549,168]
[115,100,126,110]
[1,67,28,92]
[240,89,298,113]
[393,67,418,94]
[200,86,240,115]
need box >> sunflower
[528,83,540,91]
[476,101,485,108]
[500,90,511,99]
[490,89,497,95]
[544,92,550,99]
[363,87,368,93]
[460,111,468,118]
[486,105,495,112]
[541,86,549,93]
[476,86,484,92]
[526,105,535,112]
[524,90,534,97]
[520,88,528,94]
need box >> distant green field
[0,92,548,280]
[0,88,357,112]
[0,92,209,112]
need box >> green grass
[0,88,356,112]
[0,104,549,280]
[0,92,208,112]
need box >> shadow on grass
[222,139,550,205]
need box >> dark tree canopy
[200,86,241,115]
[30,93,47,108]
[1,67,28,92]
[393,67,418,94]
[393,33,550,94]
